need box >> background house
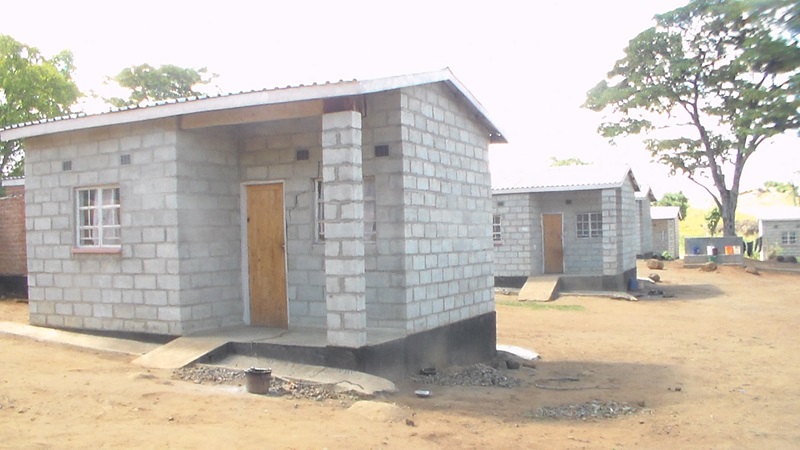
[757,207,800,260]
[651,206,682,259]
[0,177,27,296]
[492,165,640,291]
[0,69,506,376]
[635,186,656,258]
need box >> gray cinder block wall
[22,82,495,338]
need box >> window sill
[71,247,122,255]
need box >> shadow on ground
[636,282,725,301]
[392,359,681,423]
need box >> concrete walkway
[0,321,159,355]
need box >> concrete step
[133,335,230,369]
[517,276,560,301]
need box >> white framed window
[781,231,797,245]
[76,186,121,247]
[315,177,377,242]
[577,212,603,238]
[492,214,502,242]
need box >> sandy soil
[2,260,800,449]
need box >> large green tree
[106,64,216,108]
[0,35,81,177]
[655,191,690,220]
[584,0,800,237]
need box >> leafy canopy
[0,35,81,176]
[106,64,216,108]
[548,156,589,166]
[584,0,800,236]
[655,191,690,220]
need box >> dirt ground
[2,260,800,449]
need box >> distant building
[635,186,656,258]
[492,165,640,291]
[757,207,800,260]
[651,206,682,258]
[0,177,26,296]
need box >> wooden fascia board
[180,99,324,130]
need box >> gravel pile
[530,400,641,420]
[409,363,522,388]
[172,365,357,401]
[173,365,245,384]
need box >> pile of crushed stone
[172,365,360,401]
[409,363,522,388]
[529,400,644,420]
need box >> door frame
[240,181,288,326]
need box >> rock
[646,259,664,270]
[700,261,717,272]
[744,266,760,275]
[505,360,521,370]
[648,273,661,282]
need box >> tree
[0,35,81,177]
[584,0,800,237]
[106,64,216,108]
[548,156,589,166]
[705,206,721,236]
[655,191,689,220]
[763,180,798,205]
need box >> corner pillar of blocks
[321,111,367,348]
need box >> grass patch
[497,300,585,311]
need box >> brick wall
[399,83,494,334]
[0,184,27,276]
[492,193,537,277]
[759,219,800,260]
[24,119,185,334]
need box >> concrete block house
[0,177,27,295]
[492,165,640,291]
[0,69,506,374]
[757,207,800,260]
[650,206,682,259]
[635,186,656,258]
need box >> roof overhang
[493,166,639,195]
[1,69,507,144]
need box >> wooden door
[542,214,564,274]
[246,184,288,327]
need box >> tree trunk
[720,193,738,237]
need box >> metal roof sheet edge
[0,68,507,144]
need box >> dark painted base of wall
[0,275,27,298]
[199,312,498,381]
[557,267,638,292]
[494,276,528,289]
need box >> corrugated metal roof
[756,206,800,221]
[0,176,24,187]
[651,206,681,220]
[491,164,639,194]
[635,185,657,202]
[0,68,506,144]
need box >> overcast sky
[5,0,798,205]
